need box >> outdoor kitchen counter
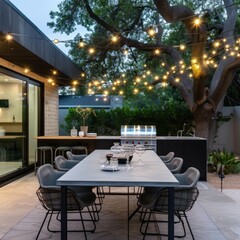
[35,135,207,181]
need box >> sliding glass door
[28,84,40,165]
[0,70,42,181]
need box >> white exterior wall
[234,106,240,155]
[213,106,240,155]
[44,85,59,135]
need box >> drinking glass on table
[122,144,135,170]
[110,142,124,164]
[135,144,145,166]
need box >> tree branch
[209,58,240,110]
[153,0,208,107]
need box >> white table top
[57,149,179,187]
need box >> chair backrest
[165,157,183,174]
[36,164,63,188]
[36,164,80,211]
[155,167,200,212]
[55,155,79,171]
[159,151,175,162]
[66,151,87,161]
[175,167,200,187]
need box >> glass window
[0,71,41,180]
[28,84,40,165]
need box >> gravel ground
[207,172,240,189]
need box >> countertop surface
[35,135,206,140]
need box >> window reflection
[0,73,24,176]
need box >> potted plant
[76,106,96,136]
[208,149,240,174]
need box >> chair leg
[183,212,195,240]
[140,209,153,239]
[79,209,88,240]
[36,211,50,240]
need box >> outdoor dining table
[57,149,179,240]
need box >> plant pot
[80,126,88,137]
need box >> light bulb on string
[73,80,78,86]
[123,48,128,55]
[79,39,85,48]
[213,41,220,48]
[154,48,161,55]
[6,34,13,41]
[147,26,157,37]
[162,82,168,87]
[53,39,60,44]
[88,48,95,54]
[179,44,186,51]
[193,17,201,26]
[111,34,119,43]
[133,88,139,94]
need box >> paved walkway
[1,173,240,239]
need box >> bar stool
[35,146,54,173]
[54,146,72,158]
[71,146,88,155]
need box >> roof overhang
[0,0,82,86]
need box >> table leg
[61,186,67,240]
[168,187,174,240]
[127,187,130,240]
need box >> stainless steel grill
[120,125,157,152]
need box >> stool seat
[35,146,54,173]
[55,146,72,158]
[71,146,88,155]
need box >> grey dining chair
[66,151,87,161]
[165,157,183,174]
[36,164,97,240]
[54,155,79,171]
[55,155,104,214]
[138,167,200,240]
[159,151,175,163]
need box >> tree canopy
[48,0,240,140]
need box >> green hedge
[61,105,193,136]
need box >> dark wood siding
[0,0,82,85]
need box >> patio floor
[1,172,240,239]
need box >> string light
[79,39,85,48]
[193,17,201,26]
[154,48,161,55]
[111,34,119,43]
[133,88,139,94]
[123,48,128,55]
[88,48,95,54]
[3,19,240,95]
[180,44,186,51]
[72,80,78,86]
[147,26,157,37]
[6,34,13,41]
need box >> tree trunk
[193,102,214,152]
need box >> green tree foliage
[50,0,240,144]
[61,87,193,136]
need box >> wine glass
[135,144,145,166]
[110,142,123,153]
[122,144,135,170]
[110,142,124,160]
